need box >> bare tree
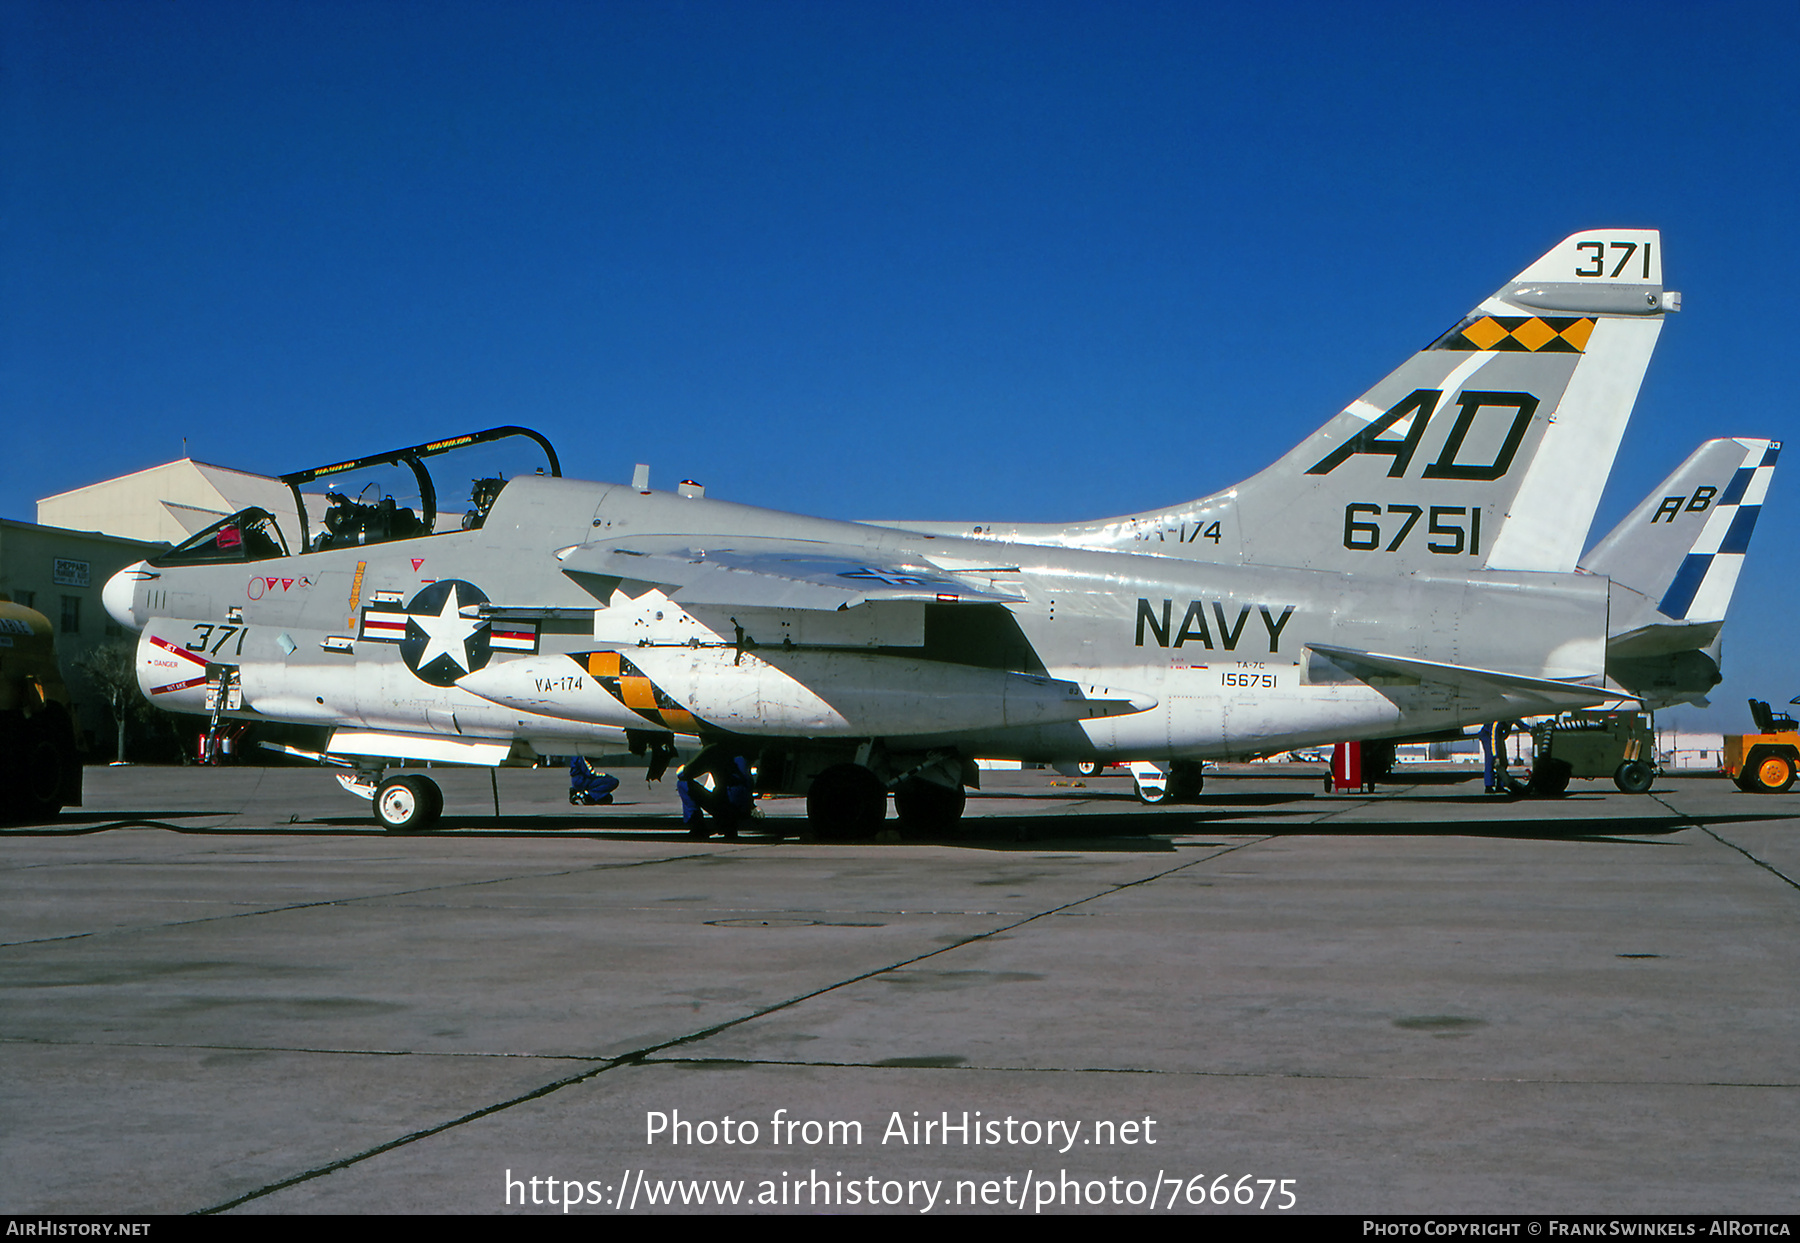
[72,640,146,764]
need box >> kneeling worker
[677,743,753,839]
[569,755,620,806]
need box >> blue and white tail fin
[1580,438,1779,706]
[897,230,1679,575]
[1582,438,1779,624]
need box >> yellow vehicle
[0,597,84,820]
[1724,700,1799,794]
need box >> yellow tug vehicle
[0,596,84,820]
[1724,699,1800,794]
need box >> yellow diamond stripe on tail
[1431,315,1594,353]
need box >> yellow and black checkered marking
[573,651,703,734]
[1431,315,1594,353]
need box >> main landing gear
[893,775,967,834]
[375,775,443,832]
[799,749,971,840]
[339,770,444,832]
[805,763,888,840]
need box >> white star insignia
[413,583,483,675]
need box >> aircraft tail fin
[1001,230,1680,574]
[1580,437,1780,707]
[1582,438,1779,624]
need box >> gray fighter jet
[102,229,1762,835]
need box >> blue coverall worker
[569,755,621,805]
[677,744,753,839]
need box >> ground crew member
[677,743,753,839]
[568,755,620,805]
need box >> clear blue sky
[4,0,1794,732]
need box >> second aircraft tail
[1580,437,1780,707]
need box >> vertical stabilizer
[1197,229,1671,573]
[917,231,1679,575]
[1583,438,1780,626]
[1581,437,1779,707]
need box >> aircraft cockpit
[154,507,291,566]
[286,426,560,553]
[149,427,562,566]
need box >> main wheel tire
[1074,760,1104,778]
[419,776,444,823]
[1530,758,1572,796]
[376,775,441,832]
[1743,748,1797,794]
[1613,761,1655,794]
[1,706,81,823]
[19,722,73,819]
[893,778,967,833]
[805,764,886,839]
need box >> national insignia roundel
[397,579,492,686]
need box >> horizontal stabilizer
[1307,643,1622,710]
[1605,620,1723,660]
[557,536,1026,611]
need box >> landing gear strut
[1132,760,1204,805]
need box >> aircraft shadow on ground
[5,788,1784,851]
[0,814,225,835]
[890,811,1742,846]
[972,789,1312,807]
[12,809,1776,855]
[1379,772,1483,786]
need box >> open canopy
[152,426,560,566]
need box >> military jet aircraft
[104,229,1741,835]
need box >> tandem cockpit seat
[315,492,426,550]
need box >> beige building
[0,518,166,750]
[37,458,298,546]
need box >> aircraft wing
[1307,644,1627,710]
[556,536,1027,611]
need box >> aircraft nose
[103,561,151,631]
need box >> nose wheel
[375,775,443,832]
